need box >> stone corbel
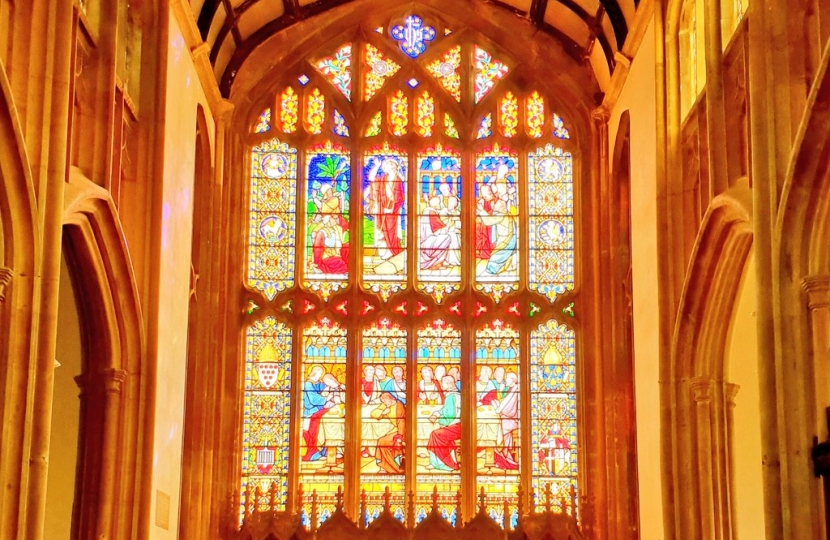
[0,266,13,302]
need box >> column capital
[591,106,610,124]
[101,368,128,394]
[690,377,714,403]
[0,266,13,302]
[802,275,830,311]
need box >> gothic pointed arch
[774,52,830,539]
[182,3,639,538]
[665,182,753,540]
[61,171,146,540]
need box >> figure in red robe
[366,158,405,260]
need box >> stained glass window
[363,144,407,301]
[303,142,350,301]
[474,144,519,302]
[530,320,578,513]
[499,92,518,137]
[444,113,459,139]
[477,114,493,139]
[417,145,461,303]
[553,113,570,139]
[526,92,545,138]
[416,91,435,137]
[241,317,292,517]
[255,108,271,133]
[280,88,299,133]
[333,109,350,137]
[316,43,353,101]
[361,319,408,523]
[474,46,509,103]
[391,15,436,58]
[416,320,461,524]
[366,111,382,137]
[529,145,574,301]
[476,320,520,527]
[248,139,297,300]
[364,44,401,101]
[389,90,409,136]
[427,45,462,101]
[305,89,326,135]
[242,18,582,529]
[299,318,348,525]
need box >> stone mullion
[519,325,532,511]
[461,322,476,521]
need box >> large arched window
[240,12,578,529]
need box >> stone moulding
[0,266,13,302]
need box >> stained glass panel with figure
[304,142,350,301]
[299,319,348,526]
[475,320,520,527]
[240,317,292,519]
[363,144,407,300]
[415,320,461,524]
[528,145,574,301]
[248,139,297,300]
[530,319,578,513]
[360,319,407,523]
[474,145,519,302]
[416,145,461,303]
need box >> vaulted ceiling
[190,0,641,97]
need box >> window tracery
[240,14,580,528]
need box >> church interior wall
[608,17,662,540]
[145,8,218,538]
[3,1,830,539]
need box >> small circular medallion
[372,60,389,76]
[261,152,289,179]
[259,216,287,243]
[535,157,564,182]
[537,219,567,248]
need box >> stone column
[803,276,830,437]
[94,368,127,539]
[702,0,729,195]
[724,382,740,539]
[803,275,830,540]
[692,377,716,540]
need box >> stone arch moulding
[664,180,752,540]
[775,48,830,540]
[62,168,147,540]
[0,52,40,539]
